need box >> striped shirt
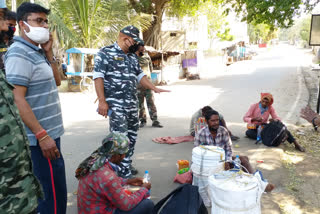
[194,126,232,160]
[5,36,64,146]
[93,42,145,108]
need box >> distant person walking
[0,2,43,213]
[5,3,67,213]
[93,25,169,178]
[136,45,163,128]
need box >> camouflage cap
[102,132,129,155]
[120,25,144,45]
[75,132,129,179]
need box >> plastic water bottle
[143,170,151,183]
[233,155,241,171]
[256,125,262,142]
[143,170,151,198]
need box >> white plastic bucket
[191,146,225,175]
[208,171,266,214]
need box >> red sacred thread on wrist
[35,129,47,140]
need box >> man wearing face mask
[5,11,16,45]
[0,11,15,72]
[94,25,170,178]
[5,2,66,214]
[0,1,43,213]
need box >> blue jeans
[114,199,154,214]
[30,138,67,214]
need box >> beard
[209,126,218,132]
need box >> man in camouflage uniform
[136,46,163,128]
[0,2,43,213]
[94,26,169,178]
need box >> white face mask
[23,21,49,44]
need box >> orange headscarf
[261,93,274,106]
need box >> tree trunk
[143,0,169,50]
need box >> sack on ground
[261,121,288,147]
[153,184,208,214]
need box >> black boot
[152,121,163,128]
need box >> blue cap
[0,0,6,9]
[145,170,148,173]
[120,25,144,45]
[236,155,239,158]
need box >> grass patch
[281,152,304,193]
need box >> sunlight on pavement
[282,152,304,164]
[279,202,304,214]
[154,85,223,118]
[60,92,103,128]
[256,163,277,171]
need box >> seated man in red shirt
[194,110,275,192]
[76,132,153,214]
[243,93,304,152]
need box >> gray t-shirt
[5,36,64,146]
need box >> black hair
[204,110,219,121]
[5,11,16,21]
[17,2,50,22]
[201,106,213,116]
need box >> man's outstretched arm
[139,76,170,93]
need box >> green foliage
[217,28,234,41]
[50,0,152,49]
[300,17,311,42]
[279,15,311,43]
[248,23,277,44]
[197,1,233,40]
[225,0,317,28]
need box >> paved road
[61,44,310,213]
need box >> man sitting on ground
[76,132,153,214]
[194,110,275,192]
[243,93,304,152]
[190,106,239,141]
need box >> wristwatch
[312,116,318,131]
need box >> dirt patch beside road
[276,127,320,214]
[275,63,320,214]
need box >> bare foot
[265,183,275,193]
[294,144,305,152]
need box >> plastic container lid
[145,170,148,174]
[192,146,225,163]
[209,172,258,192]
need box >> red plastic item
[257,160,264,163]
[124,189,132,195]
[48,159,57,214]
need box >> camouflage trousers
[137,87,158,123]
[109,106,139,178]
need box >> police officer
[0,1,43,213]
[94,26,169,178]
[136,45,163,128]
